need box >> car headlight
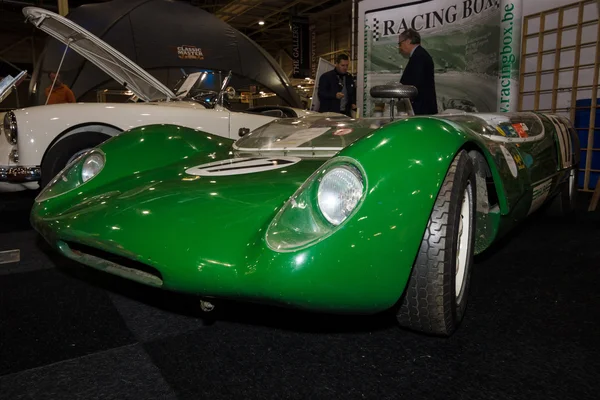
[36,150,105,202]
[81,152,105,182]
[317,166,363,225]
[3,111,17,145]
[266,157,366,252]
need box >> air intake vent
[63,241,163,287]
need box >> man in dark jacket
[317,54,356,116]
[398,29,438,115]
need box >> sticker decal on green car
[185,157,302,176]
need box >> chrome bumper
[0,165,41,182]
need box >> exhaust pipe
[199,299,215,312]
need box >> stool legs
[589,176,600,211]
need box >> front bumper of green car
[31,211,418,315]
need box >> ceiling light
[258,20,265,25]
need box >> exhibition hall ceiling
[0,0,350,52]
[193,0,348,48]
[195,1,346,27]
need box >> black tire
[547,167,578,216]
[40,132,111,188]
[396,150,477,336]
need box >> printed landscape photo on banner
[359,0,522,117]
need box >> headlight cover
[81,152,105,183]
[3,111,17,145]
[317,166,363,225]
[36,150,105,202]
[266,157,366,252]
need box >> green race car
[30,104,579,336]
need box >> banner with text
[310,25,318,79]
[291,17,311,79]
[358,0,522,117]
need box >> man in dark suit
[398,29,438,115]
[317,54,356,117]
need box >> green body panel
[472,114,573,240]
[31,113,578,314]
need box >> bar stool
[589,177,600,211]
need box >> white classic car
[0,7,320,191]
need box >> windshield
[171,70,233,107]
[233,114,394,158]
[443,112,545,142]
[0,71,27,104]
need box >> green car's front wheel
[396,150,476,336]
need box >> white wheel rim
[568,169,576,201]
[455,184,472,300]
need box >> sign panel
[291,17,311,78]
[310,25,318,79]
[176,45,204,60]
[358,0,522,117]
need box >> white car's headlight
[317,165,364,225]
[81,152,105,182]
[3,111,17,145]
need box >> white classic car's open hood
[23,6,177,102]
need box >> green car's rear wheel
[396,150,476,336]
[547,166,578,216]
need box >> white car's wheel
[40,132,112,188]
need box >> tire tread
[396,150,475,336]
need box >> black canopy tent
[32,0,301,107]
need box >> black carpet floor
[1,190,599,400]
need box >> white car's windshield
[172,70,232,107]
[0,71,27,104]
